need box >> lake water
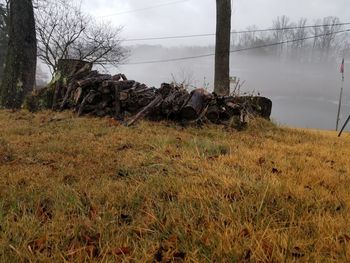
[118,52,350,132]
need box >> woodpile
[26,59,272,126]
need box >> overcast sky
[81,0,350,46]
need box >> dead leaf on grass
[28,235,48,254]
[108,118,120,127]
[111,247,131,256]
[238,228,250,238]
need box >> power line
[123,22,350,42]
[121,28,350,65]
[99,0,189,18]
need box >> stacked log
[224,96,272,119]
[26,60,272,126]
[180,89,213,121]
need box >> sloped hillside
[0,110,350,262]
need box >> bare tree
[290,18,308,49]
[312,17,343,61]
[35,0,126,75]
[286,18,309,61]
[238,25,258,48]
[272,15,291,55]
[214,0,231,96]
[0,0,37,108]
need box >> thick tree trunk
[0,4,8,83]
[214,0,231,96]
[0,0,37,109]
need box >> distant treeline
[126,16,350,66]
[233,16,350,63]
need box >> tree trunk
[214,0,231,96]
[0,0,37,109]
[0,4,8,83]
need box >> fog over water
[66,0,350,131]
[78,0,350,131]
[109,46,350,131]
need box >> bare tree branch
[35,0,127,75]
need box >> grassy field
[0,110,350,262]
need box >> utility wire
[123,22,350,42]
[99,0,189,18]
[121,28,350,65]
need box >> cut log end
[206,106,220,123]
[180,107,198,121]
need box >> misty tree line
[234,15,350,63]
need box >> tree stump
[206,105,220,123]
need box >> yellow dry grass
[0,109,350,262]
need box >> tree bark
[0,4,8,82]
[0,0,37,109]
[214,0,231,96]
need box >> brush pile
[26,59,272,126]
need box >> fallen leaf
[108,118,120,127]
[28,236,48,254]
[88,205,99,220]
[112,247,131,255]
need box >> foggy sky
[82,0,350,46]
